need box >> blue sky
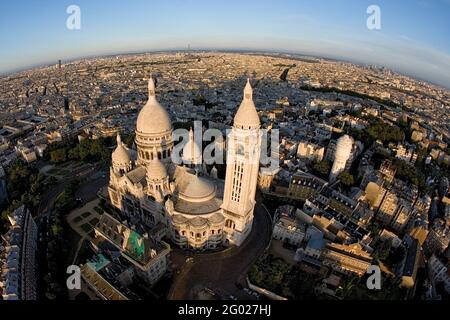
[0,0,449,88]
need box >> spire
[117,134,122,146]
[244,78,253,100]
[148,77,156,98]
[189,128,195,163]
[233,78,260,128]
[211,165,218,179]
[182,127,202,166]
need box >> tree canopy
[313,160,331,179]
[339,172,355,187]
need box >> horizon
[2,49,449,91]
[0,0,449,88]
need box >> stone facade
[108,78,261,251]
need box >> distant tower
[58,60,62,69]
[135,78,173,167]
[222,79,261,246]
[329,135,353,182]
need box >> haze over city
[1,0,449,88]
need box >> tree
[366,122,404,143]
[124,134,135,149]
[193,94,206,106]
[50,149,67,163]
[394,159,427,192]
[339,172,355,187]
[313,160,331,179]
[375,239,393,263]
[249,265,264,285]
[7,160,33,194]
[388,245,406,265]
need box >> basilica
[108,77,262,250]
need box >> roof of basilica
[171,166,224,215]
[125,166,147,185]
[172,211,225,226]
[178,174,216,202]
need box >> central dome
[136,78,172,135]
[178,174,216,203]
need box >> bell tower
[222,79,261,246]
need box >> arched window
[225,219,235,230]
[236,144,244,156]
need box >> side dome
[112,135,131,165]
[147,159,168,181]
[136,78,172,135]
[234,79,260,129]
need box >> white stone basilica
[108,78,261,250]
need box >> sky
[0,0,449,88]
